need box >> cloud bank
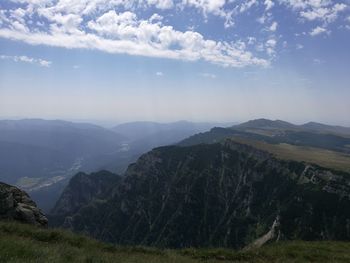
[0,0,348,67]
[0,54,52,67]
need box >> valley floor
[0,222,349,263]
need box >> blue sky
[0,0,349,125]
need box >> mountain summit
[234,119,298,130]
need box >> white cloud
[346,16,350,29]
[0,8,269,68]
[11,20,29,32]
[313,58,323,64]
[0,54,52,67]
[264,0,274,11]
[239,0,257,13]
[266,38,277,47]
[180,0,232,26]
[147,0,173,9]
[156,71,164,76]
[38,59,51,67]
[182,0,226,15]
[296,43,303,49]
[269,21,278,31]
[255,42,264,52]
[264,38,278,56]
[247,36,256,45]
[300,3,347,24]
[199,72,216,78]
[10,8,27,24]
[257,15,267,24]
[280,0,348,25]
[0,10,10,25]
[309,26,327,36]
[149,13,163,22]
[2,0,346,68]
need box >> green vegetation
[230,137,350,173]
[1,221,350,263]
[182,241,350,262]
[0,221,194,263]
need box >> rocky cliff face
[0,182,48,227]
[52,140,350,248]
[50,170,122,227]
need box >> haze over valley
[0,119,230,211]
[1,118,350,213]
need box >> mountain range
[0,119,223,211]
[50,139,350,248]
[180,119,350,173]
[1,117,350,253]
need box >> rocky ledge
[0,182,48,227]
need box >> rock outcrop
[244,216,280,250]
[0,182,48,227]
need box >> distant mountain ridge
[0,119,126,211]
[2,118,349,213]
[235,119,299,130]
[0,119,127,155]
[233,118,350,136]
[113,121,207,140]
[180,119,350,155]
[112,120,232,140]
[301,121,350,136]
[0,119,227,212]
[112,121,232,154]
[0,118,112,131]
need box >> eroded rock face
[49,170,122,227]
[51,140,350,248]
[0,182,48,227]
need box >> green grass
[230,137,350,173]
[182,242,350,262]
[0,221,349,263]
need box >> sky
[0,0,349,126]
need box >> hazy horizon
[1,0,349,126]
[0,116,350,129]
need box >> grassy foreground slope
[0,222,350,263]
